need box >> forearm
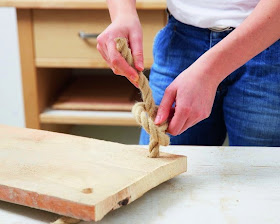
[195,0,280,85]
[107,0,137,21]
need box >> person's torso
[167,0,260,28]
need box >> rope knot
[132,102,169,157]
[115,37,170,158]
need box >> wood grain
[1,146,280,223]
[52,75,141,111]
[33,10,165,68]
[0,125,187,221]
[17,9,40,129]
[35,58,155,68]
[0,0,166,9]
[40,109,138,126]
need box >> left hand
[154,65,219,136]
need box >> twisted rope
[51,216,80,224]
[115,37,170,158]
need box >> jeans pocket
[152,26,166,59]
[152,23,175,64]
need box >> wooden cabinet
[33,9,165,68]
[1,0,166,132]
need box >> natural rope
[115,37,170,158]
[50,38,169,224]
[50,216,80,224]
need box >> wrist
[107,0,137,22]
[192,47,232,87]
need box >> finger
[129,32,144,71]
[155,87,176,125]
[167,107,175,122]
[126,76,139,88]
[178,117,199,135]
[107,40,139,82]
[97,35,110,63]
[112,66,139,88]
[98,42,138,87]
[167,105,190,136]
[97,43,110,66]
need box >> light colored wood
[40,109,138,126]
[35,57,154,68]
[33,67,72,133]
[0,125,187,221]
[0,0,166,9]
[1,146,280,224]
[14,6,166,128]
[36,68,70,113]
[17,10,73,132]
[40,123,72,134]
[33,10,165,68]
[52,75,141,111]
[17,9,40,129]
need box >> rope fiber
[115,37,170,158]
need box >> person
[97,0,280,146]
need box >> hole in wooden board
[81,188,93,194]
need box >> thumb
[154,87,176,125]
[129,33,144,71]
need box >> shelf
[44,74,141,126]
[40,109,138,126]
[52,75,141,111]
[1,0,166,9]
[35,58,154,69]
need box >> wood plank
[35,58,154,69]
[17,9,40,129]
[52,75,141,111]
[33,10,164,68]
[40,109,138,126]
[0,125,187,221]
[0,0,166,9]
[0,146,280,223]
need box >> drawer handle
[79,31,100,39]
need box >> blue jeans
[140,16,280,146]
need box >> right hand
[97,13,143,87]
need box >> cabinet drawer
[33,10,166,68]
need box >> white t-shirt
[167,0,260,28]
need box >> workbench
[0,146,279,223]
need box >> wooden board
[0,125,187,221]
[0,0,166,9]
[52,75,141,111]
[0,146,280,223]
[40,109,138,126]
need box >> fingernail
[133,74,139,82]
[154,115,161,124]
[134,79,139,88]
[139,63,144,71]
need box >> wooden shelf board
[1,0,166,9]
[51,75,141,111]
[40,109,138,126]
[35,58,153,68]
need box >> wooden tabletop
[0,0,166,9]
[0,146,279,224]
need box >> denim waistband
[166,8,235,35]
[166,13,235,40]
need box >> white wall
[0,7,25,127]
